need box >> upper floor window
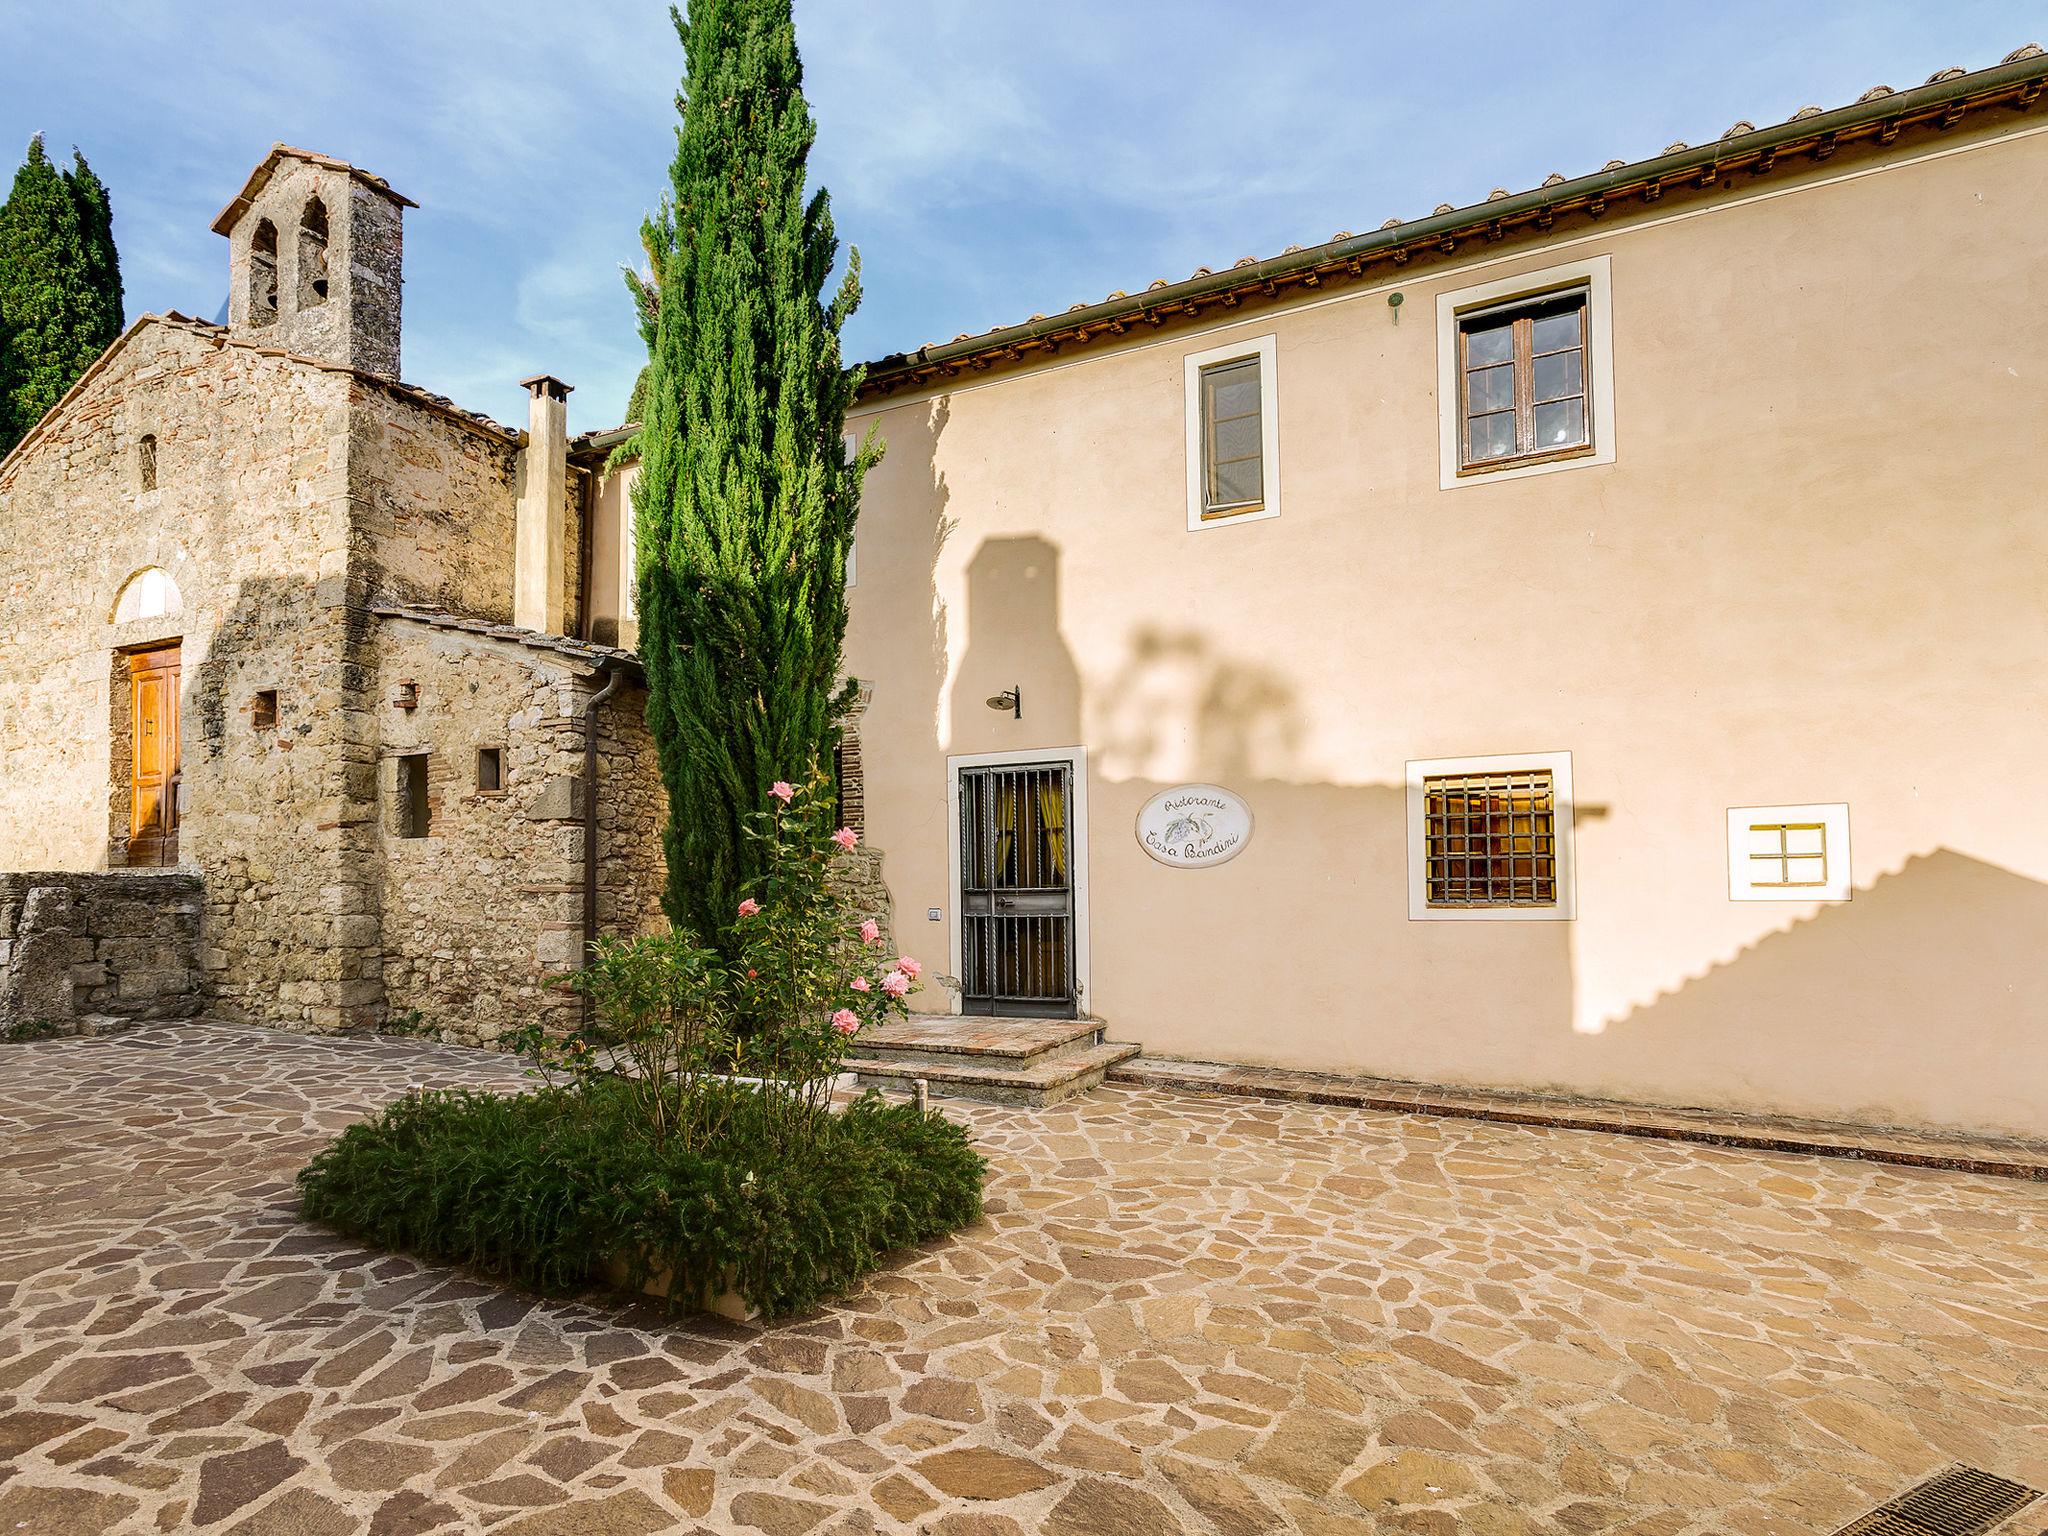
[298,197,329,308]
[1183,334,1280,531]
[138,434,157,492]
[1458,292,1589,470]
[249,219,279,328]
[1435,255,1615,490]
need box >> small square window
[397,754,431,838]
[252,690,278,730]
[1408,751,1576,920]
[477,747,504,793]
[1423,770,1557,908]
[1728,803,1851,901]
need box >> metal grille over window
[1200,356,1263,516]
[1459,291,1590,470]
[1424,770,1557,907]
[959,763,1076,1016]
[1748,821,1827,887]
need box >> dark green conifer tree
[0,136,124,456]
[632,0,878,950]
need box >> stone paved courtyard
[2,1023,2045,1536]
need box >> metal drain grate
[1833,1466,2043,1536]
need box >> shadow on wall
[852,397,955,753]
[948,533,1083,753]
[937,527,1575,1050]
[181,573,387,1031]
[1095,627,1304,784]
[1591,848,2048,1131]
[925,528,2047,1133]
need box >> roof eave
[862,53,2046,391]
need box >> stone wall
[0,320,377,1037]
[371,618,666,1043]
[350,384,523,625]
[0,871,202,1035]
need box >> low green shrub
[296,1075,985,1319]
[300,774,986,1318]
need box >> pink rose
[858,919,881,945]
[737,898,760,918]
[881,970,910,998]
[769,781,795,803]
[832,827,858,850]
[894,956,922,979]
[830,1008,859,1036]
[849,976,870,992]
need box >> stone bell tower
[211,145,415,379]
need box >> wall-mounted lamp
[985,686,1021,719]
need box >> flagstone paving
[2,1022,2045,1536]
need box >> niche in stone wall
[298,197,329,307]
[250,219,279,327]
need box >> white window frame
[619,463,640,622]
[1406,750,1577,921]
[943,744,1090,1014]
[1436,255,1615,490]
[1184,333,1280,531]
[1727,803,1852,902]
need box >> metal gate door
[959,762,1076,1017]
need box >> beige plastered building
[817,49,2048,1138]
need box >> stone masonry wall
[0,321,376,1036]
[0,872,202,1035]
[371,620,666,1044]
[221,158,403,380]
[350,384,522,625]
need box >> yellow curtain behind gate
[1037,778,1067,882]
[994,780,1018,883]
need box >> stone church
[0,146,673,1041]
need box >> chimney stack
[515,375,572,634]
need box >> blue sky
[2,2,2039,435]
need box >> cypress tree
[0,136,125,456]
[632,0,878,951]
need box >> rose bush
[298,775,985,1319]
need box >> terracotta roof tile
[210,144,416,235]
[370,603,643,675]
[873,43,2044,389]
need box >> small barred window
[1423,769,1557,908]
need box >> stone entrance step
[846,1015,1140,1108]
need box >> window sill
[1456,443,1596,479]
[1199,503,1266,522]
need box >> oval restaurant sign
[1136,784,1253,868]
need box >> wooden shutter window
[1458,291,1592,472]
[1200,356,1264,517]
